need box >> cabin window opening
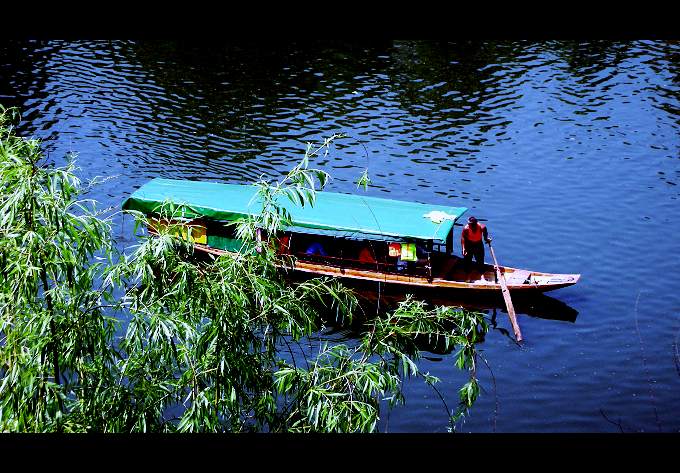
[206,220,237,239]
[284,233,435,276]
[291,234,340,264]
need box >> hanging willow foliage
[0,106,488,433]
[0,106,120,432]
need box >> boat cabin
[122,178,468,280]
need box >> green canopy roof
[122,178,467,243]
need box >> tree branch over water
[0,108,489,432]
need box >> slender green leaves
[0,113,488,433]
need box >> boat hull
[193,243,580,295]
[289,260,580,293]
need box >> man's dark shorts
[464,242,485,273]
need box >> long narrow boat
[122,179,580,294]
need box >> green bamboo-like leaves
[0,108,489,433]
[0,106,120,432]
[273,296,489,432]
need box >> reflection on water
[352,285,579,323]
[1,39,679,432]
[344,286,578,355]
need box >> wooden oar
[487,241,523,343]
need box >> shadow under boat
[348,281,579,324]
[304,277,580,356]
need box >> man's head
[468,216,478,228]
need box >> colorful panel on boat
[207,235,253,253]
[400,243,417,261]
[122,178,468,243]
[148,217,207,244]
[388,242,401,257]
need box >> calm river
[1,40,679,432]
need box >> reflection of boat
[122,178,580,296]
[350,286,579,324]
[306,286,579,356]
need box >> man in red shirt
[461,216,491,278]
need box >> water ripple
[2,39,680,432]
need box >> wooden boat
[122,179,580,295]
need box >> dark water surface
[2,40,679,432]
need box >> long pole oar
[487,241,523,343]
